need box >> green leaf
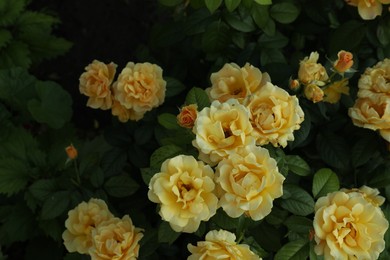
[90,167,105,188]
[225,0,241,12]
[251,4,270,29]
[280,184,315,216]
[41,190,71,220]
[0,29,12,49]
[286,155,311,176]
[284,216,313,234]
[0,40,31,69]
[0,0,25,26]
[27,81,73,129]
[328,21,366,54]
[158,0,183,7]
[101,147,127,177]
[104,174,140,198]
[274,239,310,260]
[165,77,186,97]
[29,179,58,201]
[150,144,183,169]
[210,209,239,230]
[185,87,211,110]
[224,11,255,33]
[259,31,289,48]
[254,0,272,5]
[141,167,158,186]
[369,163,390,188]
[312,168,340,198]
[377,17,390,46]
[205,0,223,13]
[316,132,350,169]
[310,240,324,260]
[158,113,181,130]
[201,21,230,53]
[0,158,29,196]
[351,134,378,168]
[260,49,286,66]
[158,221,181,244]
[270,2,300,24]
[289,111,311,149]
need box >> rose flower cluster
[62,198,144,260]
[349,58,390,143]
[79,60,166,122]
[292,50,353,104]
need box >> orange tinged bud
[177,104,198,129]
[289,79,300,91]
[333,50,353,73]
[304,84,324,103]
[65,144,78,160]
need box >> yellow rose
[187,229,261,260]
[177,104,198,129]
[89,215,143,260]
[304,84,324,103]
[147,155,218,233]
[345,0,390,20]
[111,99,143,122]
[62,198,114,254]
[245,82,304,147]
[323,79,350,104]
[357,58,390,98]
[79,60,117,110]
[298,52,329,85]
[113,62,166,121]
[341,185,385,207]
[348,95,390,142]
[192,99,255,165]
[313,190,388,259]
[215,145,285,221]
[206,62,270,103]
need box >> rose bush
[1,0,390,259]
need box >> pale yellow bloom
[79,60,117,110]
[177,104,198,129]
[304,84,324,103]
[245,82,304,147]
[341,185,385,207]
[349,95,390,142]
[113,62,166,121]
[206,62,270,103]
[89,215,143,260]
[298,52,329,85]
[62,199,114,254]
[148,155,218,233]
[192,99,255,165]
[357,58,390,98]
[215,145,285,221]
[323,79,350,104]
[333,50,354,73]
[313,190,388,259]
[345,0,390,20]
[111,99,143,123]
[187,230,261,260]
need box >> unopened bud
[289,79,301,91]
[177,104,198,129]
[304,84,324,103]
[65,144,78,160]
[333,50,353,73]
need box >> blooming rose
[79,60,117,110]
[313,190,388,259]
[147,155,218,233]
[215,145,285,221]
[113,62,166,121]
[357,58,390,98]
[345,0,390,20]
[349,95,390,142]
[245,82,304,147]
[177,104,198,128]
[333,50,354,73]
[192,99,255,165]
[341,185,385,207]
[323,79,350,104]
[187,229,261,260]
[62,198,114,254]
[206,63,270,103]
[298,52,329,85]
[111,99,143,122]
[89,215,143,260]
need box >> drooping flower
[245,82,304,147]
[192,99,255,165]
[113,62,166,121]
[313,190,388,259]
[187,230,261,260]
[345,0,390,20]
[62,198,114,254]
[147,155,218,233]
[89,215,143,260]
[215,145,285,221]
[79,60,117,110]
